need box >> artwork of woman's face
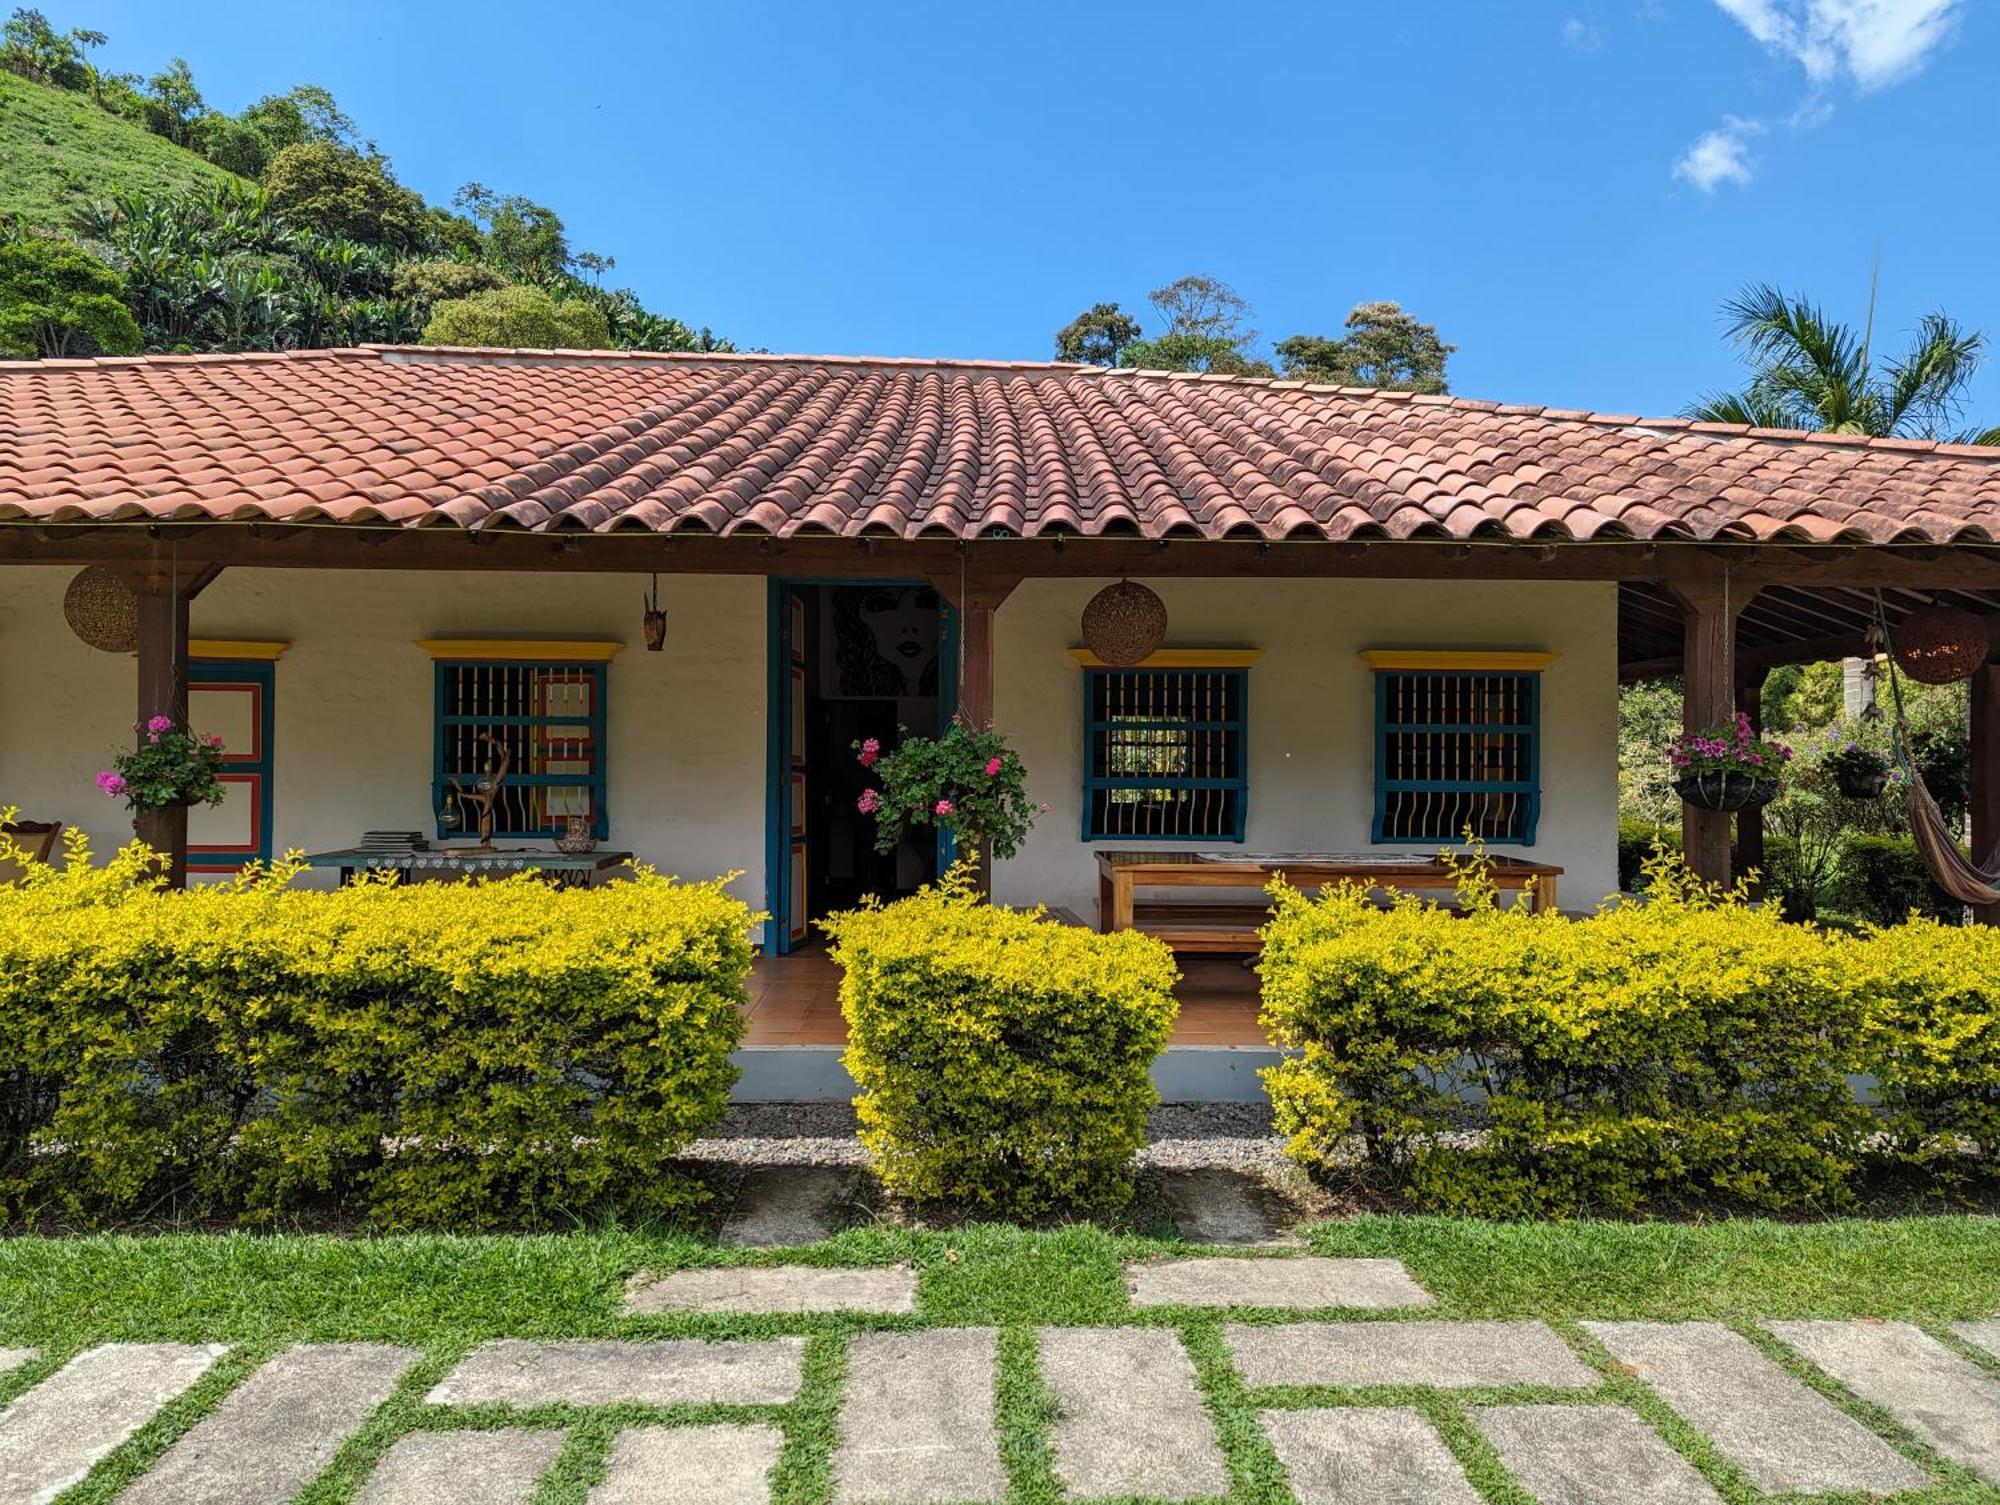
[859,586,941,690]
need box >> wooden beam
[131,580,190,888]
[928,569,1019,897]
[1668,576,1760,885]
[1736,671,1768,901]
[1974,664,2000,927]
[7,525,2000,589]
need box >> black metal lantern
[642,573,667,652]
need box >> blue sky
[64,1,2000,424]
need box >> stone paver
[1129,1257,1433,1311]
[1475,1404,1720,1505]
[428,1339,804,1409]
[1038,1328,1227,1500]
[833,1329,1004,1504]
[1768,1319,2000,1485]
[0,1342,227,1505]
[1228,1320,1598,1390]
[722,1167,860,1247]
[1582,1321,1927,1496]
[0,1355,30,1381]
[1157,1169,1287,1245]
[143,1342,420,1504]
[1956,1320,2000,1362]
[1260,1407,1482,1505]
[624,1265,916,1316]
[353,1429,567,1505]
[590,1423,783,1505]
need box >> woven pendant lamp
[1893,605,1991,685]
[1080,579,1167,666]
[63,566,138,654]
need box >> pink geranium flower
[146,714,174,735]
[934,798,955,817]
[95,771,127,797]
[858,737,881,768]
[984,757,1004,777]
[857,789,881,814]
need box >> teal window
[432,661,608,839]
[1083,667,1247,842]
[1373,668,1540,844]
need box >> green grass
[2,1215,1997,1503]
[0,71,241,229]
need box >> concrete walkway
[3,1260,1997,1503]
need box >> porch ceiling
[5,346,2000,548]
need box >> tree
[1688,283,1987,440]
[391,258,506,309]
[1117,275,1275,375]
[420,285,610,349]
[0,237,141,358]
[1055,302,1140,366]
[239,85,357,155]
[454,184,571,282]
[141,58,204,147]
[263,143,428,250]
[190,112,266,177]
[0,7,104,90]
[1275,301,1454,393]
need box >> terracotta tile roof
[3,345,1998,545]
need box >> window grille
[433,661,607,839]
[1373,668,1540,844]
[1083,667,1246,841]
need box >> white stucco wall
[0,568,768,908]
[990,577,1621,916]
[1,566,1619,923]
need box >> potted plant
[1826,739,1891,800]
[1666,711,1792,812]
[96,715,227,810]
[854,720,1046,867]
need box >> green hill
[0,70,242,230]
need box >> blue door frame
[764,579,958,954]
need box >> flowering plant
[1666,711,1793,781]
[96,715,227,810]
[1825,739,1891,782]
[852,720,1045,861]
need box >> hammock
[1876,597,2000,907]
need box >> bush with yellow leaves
[0,816,753,1230]
[1260,847,1880,1215]
[822,865,1178,1217]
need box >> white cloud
[1711,0,1960,89]
[1673,116,1766,191]
[1560,15,1608,50]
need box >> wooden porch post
[1736,668,1769,899]
[930,566,1020,896]
[122,562,222,888]
[1668,575,1759,886]
[1973,662,2000,926]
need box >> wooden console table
[302,847,633,889]
[1095,849,1562,952]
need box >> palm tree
[1688,283,1996,443]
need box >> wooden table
[1095,849,1563,952]
[302,847,634,889]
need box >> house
[2,346,1996,964]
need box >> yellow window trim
[414,639,625,662]
[1066,648,1264,668]
[1358,649,1560,671]
[190,639,290,661]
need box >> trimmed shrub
[1853,918,2000,1171]
[0,824,752,1229]
[822,869,1178,1217]
[1260,852,1874,1215]
[1833,833,1961,926]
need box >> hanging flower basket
[1827,742,1893,800]
[1673,770,1780,811]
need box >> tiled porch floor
[741,945,1269,1047]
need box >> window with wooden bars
[432,660,608,839]
[1370,660,1543,845]
[1083,666,1247,842]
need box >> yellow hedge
[822,868,1178,1217]
[0,821,753,1230]
[1260,852,1880,1215]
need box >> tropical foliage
[0,10,730,358]
[0,233,137,355]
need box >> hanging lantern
[1892,605,1991,685]
[1080,579,1168,667]
[62,566,137,654]
[641,573,667,652]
